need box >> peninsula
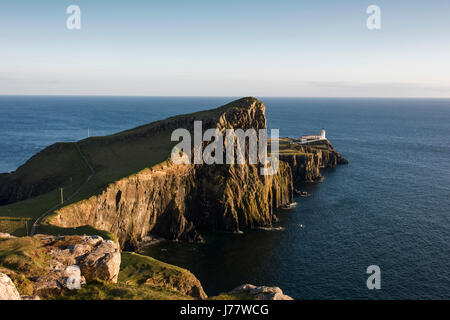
[0,97,347,300]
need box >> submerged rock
[0,272,21,300]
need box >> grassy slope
[50,279,191,300]
[0,237,49,295]
[273,138,314,156]
[0,143,91,235]
[0,237,199,299]
[51,251,198,300]
[0,98,254,237]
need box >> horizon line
[1,94,450,100]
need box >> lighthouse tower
[320,128,326,140]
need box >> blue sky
[1,0,449,97]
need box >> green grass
[0,236,49,295]
[119,251,192,285]
[271,137,329,156]
[50,252,200,300]
[49,279,192,300]
[0,142,91,233]
[270,138,310,156]
[2,143,90,190]
[0,217,32,236]
[0,237,199,299]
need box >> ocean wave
[256,226,285,231]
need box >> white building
[320,128,326,139]
[300,128,327,144]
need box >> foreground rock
[1,235,207,300]
[0,232,15,240]
[78,240,121,283]
[30,235,120,297]
[0,272,21,300]
[232,284,293,300]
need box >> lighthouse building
[300,128,327,144]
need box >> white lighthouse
[320,128,326,140]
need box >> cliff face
[49,98,293,248]
[280,140,348,182]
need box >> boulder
[44,236,121,283]
[33,274,63,297]
[32,266,85,296]
[29,235,120,296]
[232,284,293,300]
[0,232,15,240]
[78,240,121,283]
[0,272,21,300]
[63,265,84,290]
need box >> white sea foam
[257,226,285,231]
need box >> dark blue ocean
[1,96,449,299]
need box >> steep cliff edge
[43,97,292,248]
[0,97,346,249]
[278,138,348,182]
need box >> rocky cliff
[279,139,348,182]
[47,98,293,249]
[1,97,347,249]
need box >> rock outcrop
[0,233,15,240]
[30,235,120,297]
[1,97,345,251]
[280,140,348,182]
[0,272,21,300]
[1,235,208,300]
[48,98,293,248]
[78,240,121,283]
[231,284,293,300]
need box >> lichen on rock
[0,272,21,300]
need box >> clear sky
[1,0,449,97]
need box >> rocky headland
[0,97,347,300]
